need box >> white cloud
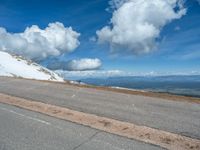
[56,70,124,79]
[97,0,186,55]
[66,58,102,71]
[55,68,200,80]
[56,69,200,80]
[0,22,80,61]
[48,58,102,71]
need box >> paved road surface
[0,103,162,150]
[0,77,199,140]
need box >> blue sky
[0,0,200,76]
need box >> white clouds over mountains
[47,58,102,71]
[0,0,196,73]
[56,70,124,79]
[0,22,102,71]
[0,22,80,61]
[66,58,102,71]
[97,0,187,55]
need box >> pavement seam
[71,131,101,150]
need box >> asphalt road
[0,103,162,150]
[0,77,199,140]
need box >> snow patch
[0,51,64,82]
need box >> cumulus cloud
[47,58,102,71]
[0,22,80,61]
[97,0,186,55]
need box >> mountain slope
[0,51,64,82]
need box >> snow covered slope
[0,51,64,82]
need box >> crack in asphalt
[72,131,101,150]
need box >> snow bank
[0,51,64,82]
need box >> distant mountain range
[81,75,200,85]
[0,51,64,82]
[80,75,200,97]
